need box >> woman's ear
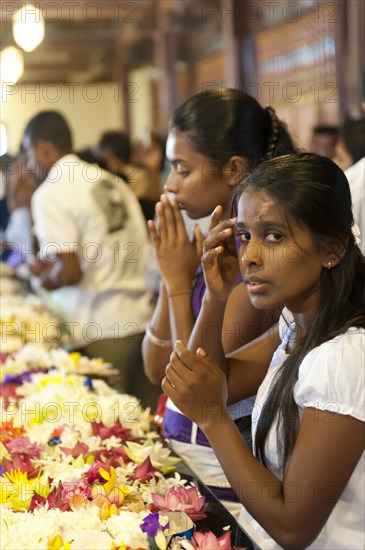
[322,238,348,270]
[225,156,250,187]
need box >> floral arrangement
[0,263,27,296]
[0,280,246,549]
[1,344,118,383]
[0,366,245,549]
[0,295,61,353]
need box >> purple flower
[140,512,169,538]
[84,377,95,391]
[3,372,33,385]
[0,464,5,476]
[48,436,62,447]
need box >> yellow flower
[92,467,134,514]
[69,352,81,364]
[47,535,72,550]
[100,501,119,520]
[34,479,51,498]
[39,374,63,387]
[0,469,38,511]
[71,455,87,470]
[99,467,133,497]
[0,442,11,461]
[155,529,167,550]
[3,469,30,484]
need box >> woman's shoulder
[308,327,364,355]
[300,328,364,372]
[295,328,365,420]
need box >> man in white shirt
[333,119,365,255]
[345,156,365,255]
[22,111,159,408]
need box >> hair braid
[265,106,280,160]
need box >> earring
[327,262,331,270]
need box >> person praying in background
[22,110,159,409]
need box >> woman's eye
[238,232,251,242]
[266,232,282,242]
[178,171,189,178]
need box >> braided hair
[170,89,296,169]
[264,106,280,160]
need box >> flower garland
[0,295,61,353]
[0,269,246,550]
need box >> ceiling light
[0,47,24,83]
[12,4,45,53]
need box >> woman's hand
[201,205,240,302]
[148,195,204,292]
[162,340,228,428]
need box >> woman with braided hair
[142,89,296,516]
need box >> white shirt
[239,325,365,549]
[31,154,153,348]
[345,157,365,255]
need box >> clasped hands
[148,197,240,299]
[147,195,204,291]
[28,258,57,290]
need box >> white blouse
[239,325,365,549]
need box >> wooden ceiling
[0,0,212,83]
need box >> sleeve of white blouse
[295,328,365,422]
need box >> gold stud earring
[327,262,331,270]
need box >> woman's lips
[244,276,269,294]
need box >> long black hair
[236,153,365,469]
[170,89,296,168]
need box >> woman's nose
[164,169,179,194]
[240,240,263,267]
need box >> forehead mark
[255,198,275,222]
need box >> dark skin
[163,191,365,548]
[142,131,266,385]
[164,347,364,548]
[29,252,82,290]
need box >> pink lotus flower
[91,420,132,441]
[189,531,247,549]
[84,461,109,484]
[29,482,72,512]
[151,486,207,521]
[60,441,89,459]
[2,454,40,479]
[93,446,128,468]
[0,383,19,407]
[61,479,91,510]
[7,436,44,458]
[129,457,159,482]
[152,393,168,431]
[59,440,126,468]
[191,531,230,549]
